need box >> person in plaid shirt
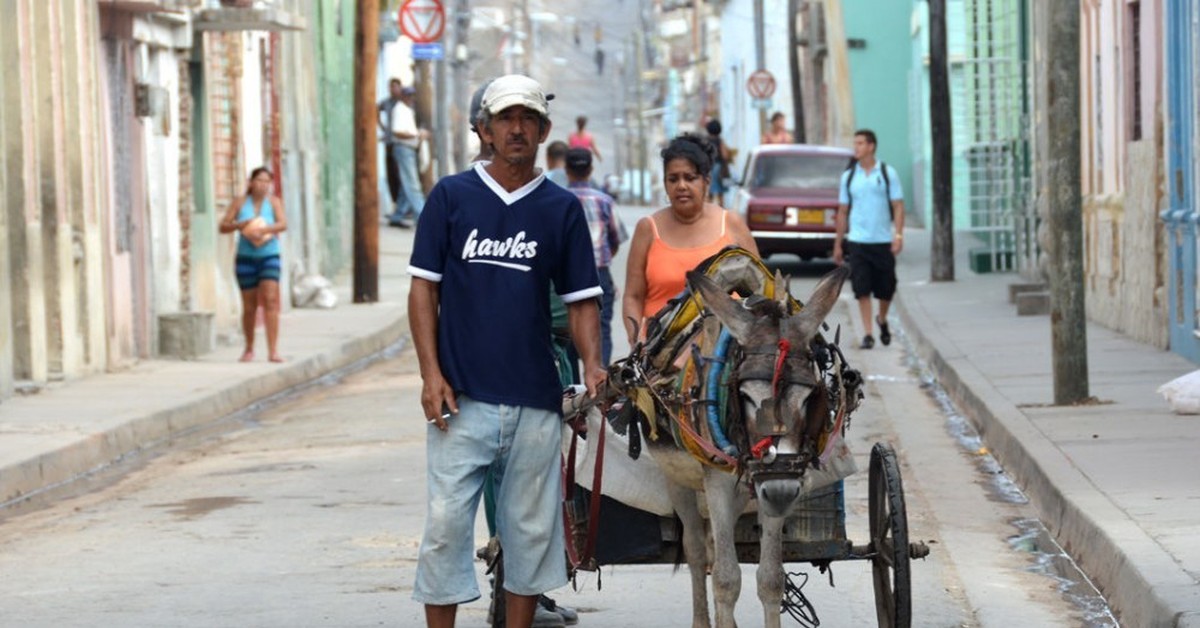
[565,148,627,365]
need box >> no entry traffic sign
[746,69,777,100]
[399,0,445,44]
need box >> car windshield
[751,154,847,189]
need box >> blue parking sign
[412,42,444,60]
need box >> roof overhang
[192,6,306,32]
[97,0,184,15]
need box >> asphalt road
[0,204,1117,627]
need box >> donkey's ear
[773,269,790,308]
[687,270,756,343]
[785,265,849,342]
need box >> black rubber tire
[489,549,506,627]
[869,442,912,628]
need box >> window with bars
[1127,1,1143,142]
[961,0,1031,272]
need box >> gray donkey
[625,265,851,628]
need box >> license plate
[785,208,825,225]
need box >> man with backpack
[832,129,905,350]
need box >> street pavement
[0,217,1197,626]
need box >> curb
[2,312,408,510]
[893,290,1198,628]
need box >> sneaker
[877,315,891,346]
[532,603,567,627]
[860,335,875,350]
[540,595,579,625]
[388,217,413,229]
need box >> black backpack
[844,158,893,220]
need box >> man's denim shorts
[412,395,566,605]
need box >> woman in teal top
[219,167,288,363]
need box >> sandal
[860,335,875,350]
[877,315,891,346]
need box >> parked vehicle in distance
[730,144,852,262]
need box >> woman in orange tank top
[623,135,758,344]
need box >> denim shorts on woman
[412,396,566,605]
[235,255,281,290]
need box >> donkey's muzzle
[748,455,809,518]
[755,478,802,518]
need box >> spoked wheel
[869,442,911,628]
[485,543,506,627]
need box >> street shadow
[762,254,839,279]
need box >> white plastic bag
[1157,370,1200,415]
[564,407,675,516]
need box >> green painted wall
[844,0,916,221]
[315,0,355,277]
[909,0,973,229]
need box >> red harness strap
[563,410,606,573]
[771,338,791,396]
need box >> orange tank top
[643,212,736,318]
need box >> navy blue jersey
[408,163,601,412]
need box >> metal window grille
[962,0,1032,274]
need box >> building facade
[0,0,356,401]
[1074,0,1168,348]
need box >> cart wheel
[869,442,911,628]
[489,548,506,627]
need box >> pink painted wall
[1080,0,1163,197]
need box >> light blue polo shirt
[838,162,903,244]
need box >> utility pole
[521,0,532,75]
[929,0,953,281]
[692,0,702,123]
[451,0,470,171]
[1042,1,1089,404]
[787,0,805,143]
[353,0,379,303]
[414,59,434,192]
[435,57,449,179]
[753,0,767,136]
[823,0,854,145]
[635,26,647,205]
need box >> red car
[731,144,852,261]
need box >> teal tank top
[236,196,281,258]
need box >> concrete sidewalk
[0,226,416,513]
[891,229,1200,627]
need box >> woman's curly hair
[660,134,716,179]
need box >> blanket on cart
[608,246,862,492]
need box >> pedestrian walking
[378,78,407,220]
[594,47,605,76]
[568,115,602,162]
[544,140,569,188]
[761,111,794,145]
[390,86,429,228]
[219,167,288,363]
[408,74,605,628]
[565,148,628,365]
[704,119,733,206]
[832,129,905,349]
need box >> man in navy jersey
[407,74,604,628]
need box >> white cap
[480,74,550,118]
